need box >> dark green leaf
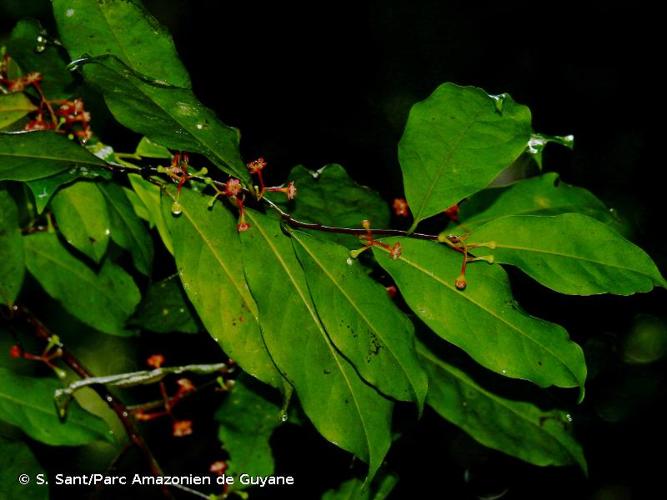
[373,238,586,393]
[161,187,282,387]
[7,19,77,99]
[0,367,111,445]
[24,232,140,336]
[291,232,427,407]
[0,93,37,129]
[470,214,667,295]
[98,182,153,275]
[419,342,587,472]
[0,186,24,305]
[127,174,173,254]
[0,132,107,182]
[277,164,389,246]
[51,181,110,263]
[457,173,618,230]
[399,83,532,228]
[242,210,393,477]
[215,375,282,482]
[51,0,190,88]
[130,276,198,334]
[321,473,398,500]
[0,436,47,500]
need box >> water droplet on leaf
[171,201,183,216]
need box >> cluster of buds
[9,339,66,378]
[246,157,297,201]
[166,152,191,194]
[392,198,409,217]
[1,70,42,92]
[133,354,197,438]
[55,98,93,141]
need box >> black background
[1,1,665,499]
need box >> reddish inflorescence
[392,198,409,217]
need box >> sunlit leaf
[0,93,37,129]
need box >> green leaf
[0,187,24,305]
[130,276,198,334]
[0,367,111,446]
[51,0,190,88]
[470,214,667,295]
[527,133,574,168]
[321,473,398,500]
[418,343,587,472]
[27,161,112,214]
[98,182,153,275]
[0,93,37,129]
[291,232,427,407]
[277,164,389,246]
[24,232,140,336]
[51,181,110,263]
[373,238,586,393]
[457,173,618,230]
[0,132,107,182]
[398,83,532,229]
[0,436,47,500]
[241,210,393,476]
[127,174,173,254]
[160,187,282,387]
[7,19,77,99]
[135,136,171,159]
[215,375,282,482]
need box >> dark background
[1,1,665,499]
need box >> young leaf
[51,0,191,88]
[51,181,110,263]
[0,367,111,446]
[0,132,107,182]
[7,19,77,100]
[23,232,140,336]
[471,214,667,295]
[418,343,587,473]
[277,164,390,246]
[0,93,37,129]
[0,436,47,500]
[291,232,428,408]
[98,182,153,275]
[130,277,198,334]
[457,173,619,230]
[399,83,532,229]
[127,174,173,254]
[215,375,283,482]
[373,238,586,393]
[135,136,172,159]
[0,186,24,305]
[160,187,282,388]
[242,210,393,477]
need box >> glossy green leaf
[98,182,153,274]
[0,93,37,129]
[291,232,427,407]
[51,181,110,262]
[215,375,282,482]
[399,83,532,228]
[7,19,77,99]
[0,132,107,182]
[0,436,47,500]
[471,214,667,295]
[127,174,173,254]
[0,187,24,305]
[0,367,111,446]
[130,276,198,334]
[277,164,389,246]
[527,133,574,169]
[135,136,171,159]
[418,343,587,472]
[161,187,281,387]
[51,0,190,88]
[321,473,398,500]
[242,210,393,476]
[24,232,140,336]
[457,173,618,230]
[373,238,586,393]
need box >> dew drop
[66,8,75,17]
[501,369,507,374]
[346,257,353,265]
[491,93,507,113]
[280,412,288,422]
[106,396,113,403]
[104,228,111,236]
[122,411,128,418]
[196,123,204,130]
[564,413,573,423]
[171,201,183,216]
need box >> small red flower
[266,181,297,200]
[385,285,397,299]
[172,419,193,437]
[147,354,165,368]
[444,204,460,222]
[210,461,228,475]
[176,378,196,395]
[389,242,402,260]
[246,157,267,174]
[9,345,22,359]
[222,178,243,197]
[392,198,409,217]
